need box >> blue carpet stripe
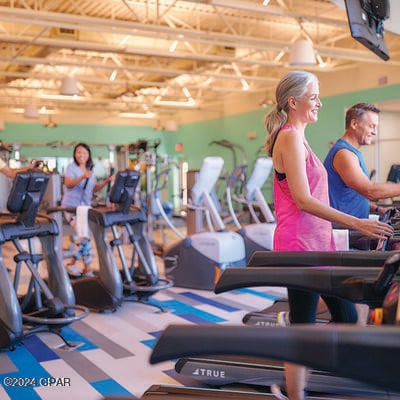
[23,335,59,363]
[142,331,178,349]
[178,292,240,312]
[212,295,268,312]
[179,312,225,324]
[3,385,43,400]
[91,378,136,398]
[2,341,53,400]
[160,289,201,306]
[0,285,283,399]
[141,338,158,349]
[146,299,226,323]
[148,330,163,339]
[5,342,52,377]
[236,287,281,301]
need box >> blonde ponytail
[264,70,318,157]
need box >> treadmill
[108,386,288,399]
[167,252,400,398]
[241,250,396,325]
[99,254,400,400]
[149,323,400,399]
[140,384,357,399]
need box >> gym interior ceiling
[0,0,399,127]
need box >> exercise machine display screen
[7,171,50,226]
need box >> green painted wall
[0,122,168,160]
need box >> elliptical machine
[0,171,89,350]
[45,171,124,313]
[46,169,172,313]
[87,169,173,311]
[163,157,246,290]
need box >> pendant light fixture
[60,76,80,96]
[24,104,39,119]
[289,39,317,66]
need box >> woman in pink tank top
[264,71,393,400]
[273,139,335,251]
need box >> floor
[0,220,285,400]
[2,216,397,400]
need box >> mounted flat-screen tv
[344,0,390,61]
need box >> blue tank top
[324,138,370,218]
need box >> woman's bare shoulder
[277,127,301,145]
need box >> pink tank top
[273,141,335,251]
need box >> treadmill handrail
[248,250,395,267]
[149,324,400,392]
[214,266,384,304]
[215,252,400,306]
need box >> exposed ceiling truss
[0,0,399,126]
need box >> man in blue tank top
[324,103,400,220]
[324,137,370,218]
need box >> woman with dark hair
[61,142,112,278]
[264,71,393,400]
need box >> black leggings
[288,288,358,324]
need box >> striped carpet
[0,282,285,400]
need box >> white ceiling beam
[0,5,372,61]
[184,0,348,27]
[0,34,285,68]
[0,28,395,71]
[0,55,279,85]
